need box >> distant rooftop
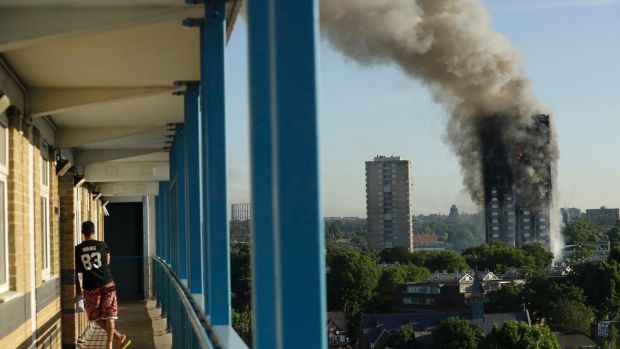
[372,155,402,161]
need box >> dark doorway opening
[105,202,144,300]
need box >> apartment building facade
[481,115,552,248]
[0,107,106,349]
[366,156,414,251]
[586,207,620,226]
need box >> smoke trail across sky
[320,0,562,256]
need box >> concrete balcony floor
[79,300,171,349]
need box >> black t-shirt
[75,240,114,290]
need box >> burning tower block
[480,115,552,249]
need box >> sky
[223,0,620,217]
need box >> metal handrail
[153,256,214,349]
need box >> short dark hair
[82,221,95,235]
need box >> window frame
[0,116,9,293]
[40,140,51,280]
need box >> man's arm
[75,248,83,296]
[75,271,82,296]
[107,253,111,266]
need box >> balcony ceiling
[0,0,241,160]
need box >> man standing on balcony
[76,221,132,349]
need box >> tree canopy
[378,247,469,272]
[430,317,482,349]
[411,250,470,273]
[327,246,381,314]
[563,217,597,245]
[386,323,416,349]
[462,242,531,272]
[372,264,430,312]
[480,321,560,349]
[571,260,620,318]
[550,298,595,335]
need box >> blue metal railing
[155,1,325,348]
[153,256,214,349]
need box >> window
[41,141,50,279]
[406,285,440,294]
[0,118,8,293]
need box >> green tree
[430,317,482,349]
[563,217,597,245]
[410,250,469,272]
[609,223,620,246]
[232,307,251,345]
[480,321,560,349]
[231,245,251,282]
[462,242,534,272]
[604,325,618,349]
[494,282,524,312]
[447,227,483,252]
[610,245,620,264]
[327,221,344,240]
[372,265,430,312]
[380,246,412,264]
[609,223,620,263]
[327,247,381,313]
[520,243,554,270]
[386,323,416,349]
[523,277,588,323]
[549,299,595,335]
[572,261,620,318]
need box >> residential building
[366,156,414,251]
[586,207,620,225]
[230,203,252,243]
[394,270,527,314]
[327,312,350,348]
[480,115,552,248]
[395,270,505,313]
[412,235,448,251]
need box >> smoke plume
[320,0,561,251]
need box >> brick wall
[59,172,78,346]
[1,113,62,349]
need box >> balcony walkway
[80,300,171,349]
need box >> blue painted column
[175,125,188,280]
[248,1,326,348]
[182,83,204,298]
[169,138,178,272]
[155,194,161,257]
[200,0,230,326]
[161,181,170,263]
[246,0,276,347]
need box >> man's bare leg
[105,319,116,349]
[95,320,125,344]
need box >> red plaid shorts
[83,281,118,321]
